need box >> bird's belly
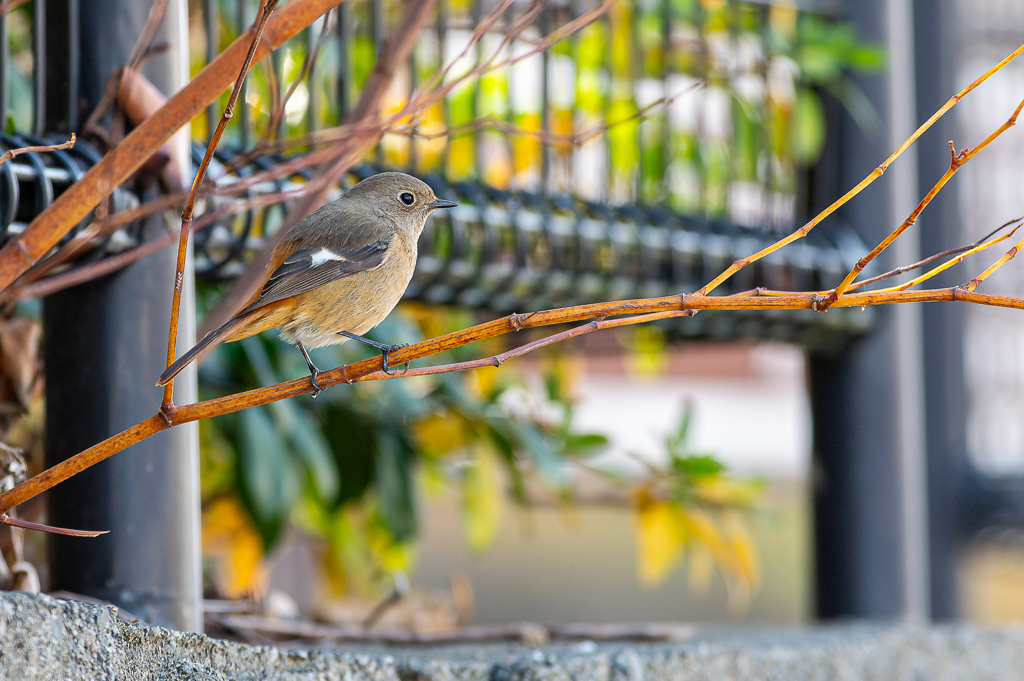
[280,261,412,349]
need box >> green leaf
[666,404,693,458]
[285,407,339,501]
[673,455,726,479]
[237,407,299,549]
[240,338,339,501]
[320,403,377,507]
[563,433,610,456]
[4,116,14,135]
[485,425,527,503]
[845,45,887,72]
[791,88,826,164]
[374,431,417,542]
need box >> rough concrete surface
[3,591,1024,681]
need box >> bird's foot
[337,331,411,376]
[380,343,410,376]
[308,369,323,399]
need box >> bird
[157,171,457,397]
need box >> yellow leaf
[725,512,761,592]
[202,497,267,598]
[448,137,475,180]
[415,414,466,458]
[687,544,714,594]
[368,519,415,574]
[692,476,765,507]
[634,496,686,586]
[462,448,503,554]
[466,367,497,400]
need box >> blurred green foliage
[197,296,621,596]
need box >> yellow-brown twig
[867,228,1019,294]
[845,216,1024,291]
[967,234,1024,292]
[2,285,1024,528]
[694,41,1024,300]
[826,96,1024,305]
[161,0,283,410]
[0,134,75,166]
[0,0,344,296]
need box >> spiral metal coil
[0,134,140,257]
[0,139,873,350]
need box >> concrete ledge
[3,592,1024,680]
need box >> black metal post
[809,0,929,619]
[43,0,201,631]
[912,0,968,620]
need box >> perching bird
[157,172,456,396]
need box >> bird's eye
[399,192,415,206]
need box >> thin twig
[11,189,304,301]
[4,285,1024,529]
[162,0,283,410]
[866,228,1019,294]
[80,0,169,144]
[693,41,1024,300]
[208,613,695,644]
[266,8,335,138]
[0,0,344,295]
[0,135,75,166]
[848,216,1024,290]
[825,96,1024,306]
[967,233,1024,291]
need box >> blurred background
[2,0,1024,638]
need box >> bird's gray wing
[240,221,393,313]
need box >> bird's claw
[381,343,410,376]
[309,370,323,399]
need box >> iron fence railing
[0,0,874,348]
[192,0,849,229]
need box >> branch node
[811,293,833,312]
[509,313,524,331]
[158,405,174,426]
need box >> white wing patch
[310,248,346,267]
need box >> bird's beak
[429,199,458,210]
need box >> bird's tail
[156,315,247,386]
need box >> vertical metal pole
[43,0,79,135]
[886,0,930,624]
[912,0,967,620]
[0,4,9,127]
[808,0,925,620]
[44,0,201,632]
[32,0,46,135]
[238,0,251,147]
[337,0,350,119]
[206,0,218,142]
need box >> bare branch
[162,0,283,409]
[0,135,76,166]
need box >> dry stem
[825,96,1024,306]
[3,284,1024,527]
[0,135,76,166]
[0,0,345,294]
[162,0,283,410]
[4,12,1024,538]
[694,41,1024,300]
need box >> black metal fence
[0,0,873,349]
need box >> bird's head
[347,172,457,238]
